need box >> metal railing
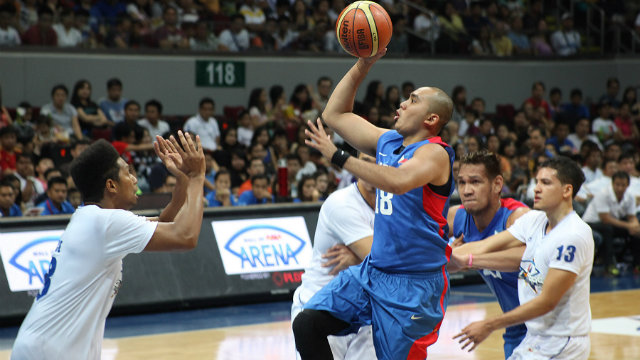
[555,0,605,55]
[397,0,437,55]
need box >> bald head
[418,87,453,131]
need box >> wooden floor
[1,289,637,360]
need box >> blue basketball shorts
[304,257,449,360]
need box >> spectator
[546,120,575,155]
[522,0,543,34]
[89,0,127,33]
[470,25,494,56]
[295,144,316,180]
[110,121,154,164]
[138,99,170,139]
[202,152,218,195]
[618,151,640,205]
[154,6,188,49]
[126,0,153,29]
[599,77,622,110]
[581,142,604,184]
[528,126,553,160]
[239,0,266,34]
[99,78,127,123]
[238,157,268,195]
[491,21,512,57]
[293,175,316,202]
[176,0,199,25]
[297,19,330,52]
[236,110,254,148]
[67,187,82,209]
[184,97,221,152]
[273,15,297,50]
[74,9,96,47]
[290,0,310,35]
[576,158,618,203]
[568,118,601,151]
[309,76,333,114]
[285,153,302,198]
[413,5,440,46]
[19,0,38,33]
[614,103,640,146]
[53,9,83,47]
[507,15,530,55]
[36,176,75,215]
[104,16,132,48]
[21,6,57,46]
[438,3,466,52]
[237,174,273,205]
[248,87,272,128]
[551,12,580,56]
[361,80,384,113]
[583,171,640,275]
[592,101,620,145]
[386,15,409,54]
[190,21,223,51]
[463,2,489,39]
[523,81,551,120]
[313,170,329,200]
[213,127,243,169]
[120,100,145,143]
[529,18,553,56]
[548,87,562,120]
[379,85,400,128]
[560,88,590,125]
[218,14,250,52]
[40,84,83,140]
[622,86,640,116]
[71,79,112,137]
[13,153,45,208]
[0,179,21,217]
[205,169,237,207]
[228,149,248,193]
[0,125,18,173]
[0,4,21,46]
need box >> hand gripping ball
[335,1,393,58]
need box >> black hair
[113,122,134,141]
[70,79,92,107]
[269,85,285,107]
[570,88,582,98]
[0,124,17,137]
[618,151,635,163]
[290,84,312,112]
[611,170,630,184]
[538,156,585,198]
[71,138,91,150]
[44,167,61,179]
[124,100,140,110]
[214,169,230,182]
[297,175,316,201]
[199,97,215,108]
[47,176,68,190]
[532,81,545,91]
[549,87,561,96]
[250,173,268,185]
[461,150,502,179]
[106,78,122,89]
[248,88,265,112]
[37,6,54,17]
[70,139,120,203]
[51,84,68,97]
[144,99,163,114]
[606,77,619,88]
[286,153,302,164]
[317,76,332,86]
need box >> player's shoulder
[515,209,547,226]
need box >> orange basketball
[335,1,393,58]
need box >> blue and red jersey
[369,131,455,273]
[453,198,528,341]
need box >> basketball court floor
[0,274,638,360]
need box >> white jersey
[12,205,157,360]
[507,210,593,337]
[296,183,374,300]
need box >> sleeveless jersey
[453,198,527,339]
[369,131,454,272]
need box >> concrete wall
[1,51,639,115]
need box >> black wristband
[331,149,351,168]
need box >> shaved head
[418,87,453,131]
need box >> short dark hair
[297,175,315,201]
[530,126,546,138]
[611,170,630,183]
[460,150,502,179]
[124,100,140,110]
[570,88,582,98]
[71,138,91,150]
[532,81,545,91]
[107,78,122,89]
[44,168,61,179]
[199,97,215,108]
[0,124,17,137]
[251,174,268,185]
[618,151,635,163]
[606,77,619,88]
[549,87,561,96]
[145,99,163,114]
[70,139,121,202]
[538,156,585,198]
[51,84,68,97]
[113,122,134,141]
[317,76,332,85]
[47,176,67,190]
[286,153,302,165]
[214,169,230,182]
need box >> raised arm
[145,131,206,251]
[305,119,449,194]
[321,52,389,156]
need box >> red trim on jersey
[426,136,450,148]
[422,185,449,237]
[406,264,450,359]
[500,197,527,211]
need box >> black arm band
[331,149,351,168]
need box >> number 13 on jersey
[376,190,393,215]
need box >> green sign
[196,60,245,87]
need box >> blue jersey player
[447,151,529,358]
[294,49,455,360]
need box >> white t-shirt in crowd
[576,176,611,200]
[183,114,221,152]
[237,126,253,147]
[12,205,157,360]
[138,118,171,139]
[52,24,83,47]
[582,185,636,223]
[508,210,593,337]
[0,26,21,46]
[581,166,603,184]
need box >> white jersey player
[292,155,377,360]
[450,156,593,360]
[12,132,206,360]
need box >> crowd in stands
[0,0,639,55]
[1,73,640,274]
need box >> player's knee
[292,310,316,354]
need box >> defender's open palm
[155,135,184,178]
[305,118,338,160]
[175,131,205,177]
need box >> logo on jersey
[211,217,312,275]
[399,155,409,164]
[519,259,543,293]
[0,230,63,292]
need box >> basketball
[335,1,393,58]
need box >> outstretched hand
[154,131,205,178]
[305,118,338,160]
[453,320,494,352]
[155,135,184,179]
